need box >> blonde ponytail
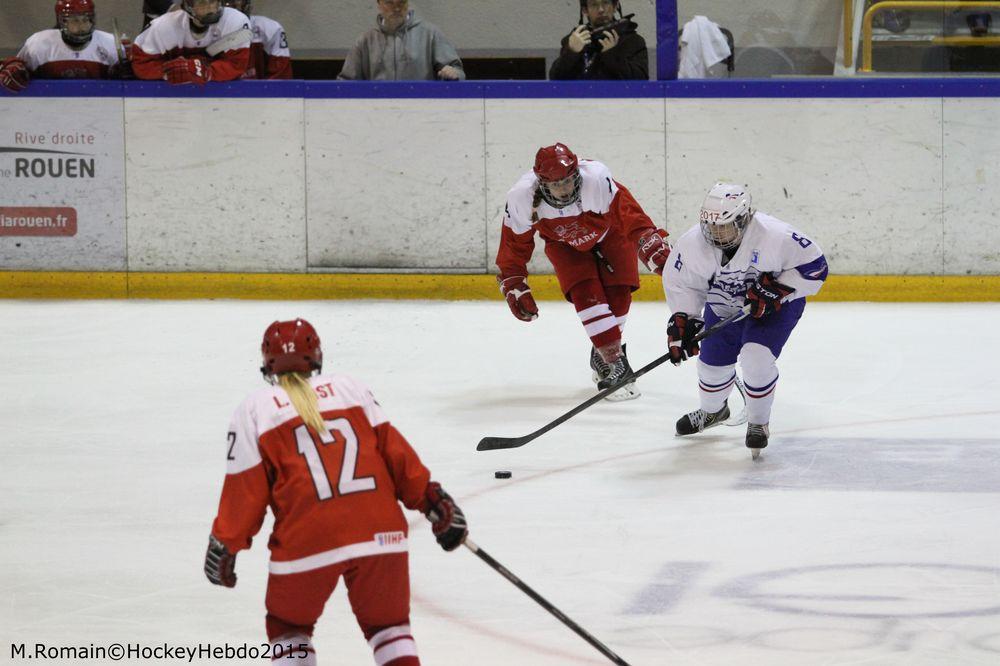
[278,372,327,436]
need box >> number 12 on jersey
[294,418,376,501]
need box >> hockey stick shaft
[206,27,253,56]
[477,305,750,451]
[463,539,631,665]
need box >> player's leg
[264,565,342,665]
[676,306,743,435]
[544,241,623,380]
[739,299,807,457]
[594,229,643,398]
[344,553,419,666]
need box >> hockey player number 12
[294,418,376,501]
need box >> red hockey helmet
[533,143,582,208]
[55,0,96,46]
[260,318,323,379]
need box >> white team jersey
[17,29,118,72]
[250,15,289,57]
[133,7,251,55]
[662,212,827,318]
[504,160,620,234]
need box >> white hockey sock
[368,624,418,666]
[740,343,779,425]
[270,634,316,666]
[697,361,736,414]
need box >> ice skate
[675,403,730,436]
[746,423,769,460]
[596,344,640,401]
[590,345,610,385]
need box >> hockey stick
[206,27,253,56]
[464,538,632,665]
[111,18,128,64]
[477,305,751,451]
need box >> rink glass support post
[656,0,679,80]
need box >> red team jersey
[496,159,656,278]
[211,373,431,575]
[17,29,118,79]
[244,15,291,79]
[132,7,251,81]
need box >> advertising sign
[0,98,126,270]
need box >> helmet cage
[700,209,751,250]
[55,0,96,46]
[538,171,582,208]
[183,0,224,26]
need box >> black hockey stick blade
[477,305,750,451]
[464,538,632,665]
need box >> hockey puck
[494,471,512,479]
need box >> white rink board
[943,98,1000,275]
[666,98,945,274]
[124,98,306,272]
[0,97,125,270]
[305,98,487,270]
[484,98,667,276]
[3,95,1000,274]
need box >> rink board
[5,80,1000,280]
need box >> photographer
[549,0,648,80]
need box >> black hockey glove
[423,482,468,552]
[204,534,237,587]
[667,312,704,365]
[746,274,794,319]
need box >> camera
[584,13,636,54]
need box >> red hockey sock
[605,285,632,327]
[569,279,620,352]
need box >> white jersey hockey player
[0,0,120,94]
[132,0,251,84]
[662,182,828,459]
[222,0,292,79]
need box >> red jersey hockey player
[496,142,670,400]
[0,0,120,94]
[222,0,292,79]
[205,319,468,666]
[132,0,250,84]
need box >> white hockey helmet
[699,182,754,250]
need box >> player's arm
[495,198,540,321]
[609,181,670,274]
[205,403,271,587]
[130,29,169,80]
[662,234,711,364]
[264,24,292,79]
[775,229,828,299]
[207,44,250,81]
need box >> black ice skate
[597,344,640,401]
[675,403,730,436]
[590,345,611,386]
[746,423,769,460]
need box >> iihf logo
[751,250,759,264]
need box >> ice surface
[1,300,998,665]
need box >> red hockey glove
[164,56,212,85]
[745,274,794,319]
[0,57,30,93]
[422,482,468,552]
[637,228,670,275]
[498,275,539,322]
[204,534,237,587]
[667,312,704,366]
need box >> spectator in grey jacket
[338,0,464,80]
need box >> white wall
[3,93,998,275]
